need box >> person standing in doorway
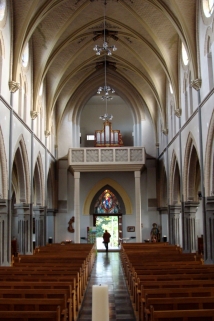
[103,230,111,252]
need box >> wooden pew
[0,281,77,321]
[144,296,214,321]
[0,288,69,299]
[150,307,214,321]
[120,243,214,321]
[0,298,67,321]
[0,307,61,320]
[3,243,96,321]
[140,286,214,319]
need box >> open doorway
[94,215,121,250]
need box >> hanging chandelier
[97,57,115,100]
[93,42,117,56]
[95,3,117,121]
[93,3,117,56]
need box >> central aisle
[77,252,136,321]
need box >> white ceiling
[12,0,197,135]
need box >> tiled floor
[77,251,136,321]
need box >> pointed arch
[204,109,214,196]
[0,126,7,199]
[83,178,132,215]
[169,151,181,205]
[183,134,201,201]
[33,152,44,206]
[12,135,30,203]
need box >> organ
[95,120,123,147]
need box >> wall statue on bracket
[68,216,75,233]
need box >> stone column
[47,209,56,243]
[135,171,142,242]
[168,205,181,246]
[7,81,20,264]
[205,196,214,263]
[74,172,80,243]
[33,206,45,247]
[44,131,50,244]
[0,200,9,265]
[30,111,39,253]
[183,201,199,253]
[158,207,168,241]
[14,203,32,254]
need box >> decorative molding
[8,81,20,93]
[101,149,113,162]
[190,78,202,91]
[86,149,99,162]
[68,147,145,172]
[130,148,143,161]
[30,111,39,120]
[115,149,128,162]
[72,150,84,162]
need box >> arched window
[207,37,214,90]
[94,189,121,214]
[22,42,29,68]
[203,0,214,17]
[0,0,6,22]
[189,72,193,115]
[18,76,23,118]
[0,39,3,94]
[23,82,27,123]
[182,43,189,66]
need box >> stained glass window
[94,189,121,214]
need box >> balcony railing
[68,147,146,172]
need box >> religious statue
[68,216,75,233]
[150,223,160,242]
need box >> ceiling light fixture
[97,56,115,100]
[93,3,117,56]
[95,2,117,121]
[99,56,114,121]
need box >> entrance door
[93,215,122,250]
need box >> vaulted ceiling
[12,0,197,134]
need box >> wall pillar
[44,131,50,244]
[74,172,80,243]
[168,205,181,245]
[205,196,214,263]
[47,209,56,243]
[135,170,142,242]
[183,201,199,253]
[14,203,32,254]
[0,200,9,265]
[7,81,20,265]
[33,206,45,247]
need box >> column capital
[175,108,182,117]
[134,171,141,178]
[74,171,80,179]
[30,110,39,120]
[190,78,202,91]
[44,130,50,137]
[8,81,20,93]
[162,128,168,135]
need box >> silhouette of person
[103,230,111,252]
